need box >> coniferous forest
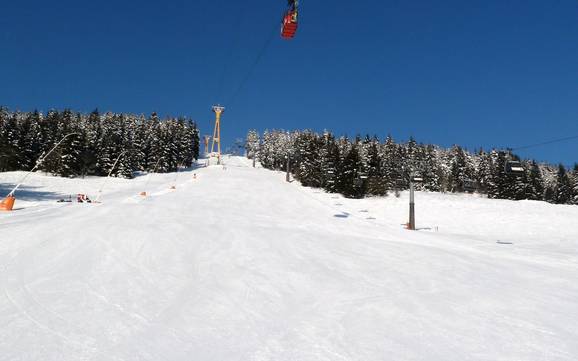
[0,107,200,178]
[246,130,578,205]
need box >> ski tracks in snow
[2,157,578,360]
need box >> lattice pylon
[210,105,225,163]
[204,135,211,156]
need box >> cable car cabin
[505,160,524,175]
[410,171,423,183]
[281,10,298,39]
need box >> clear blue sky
[1,0,577,165]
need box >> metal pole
[6,132,78,197]
[143,157,164,193]
[409,180,416,230]
[286,156,290,182]
[95,151,126,202]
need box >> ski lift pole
[141,157,164,196]
[95,151,126,203]
[285,155,291,182]
[409,180,416,230]
[171,162,181,189]
[6,132,79,197]
[407,170,423,231]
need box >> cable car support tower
[210,105,225,165]
[203,135,211,156]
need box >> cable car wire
[213,1,297,108]
[511,134,578,151]
[225,20,279,106]
[215,2,247,103]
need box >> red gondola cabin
[281,10,298,39]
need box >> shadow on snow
[0,182,63,202]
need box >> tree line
[246,129,578,205]
[0,107,200,178]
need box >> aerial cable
[215,2,247,103]
[225,19,280,106]
[511,134,578,151]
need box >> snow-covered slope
[1,156,577,361]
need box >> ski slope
[1,156,577,361]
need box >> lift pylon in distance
[204,135,211,156]
[210,105,225,165]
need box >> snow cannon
[0,195,16,211]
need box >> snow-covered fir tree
[0,107,199,178]
[246,128,573,205]
[554,164,573,204]
[365,137,388,196]
[572,164,578,205]
[320,132,340,193]
[421,145,442,192]
[245,130,260,159]
[526,161,545,201]
[293,131,324,187]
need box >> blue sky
[1,0,577,165]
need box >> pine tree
[259,130,275,169]
[96,112,117,176]
[147,112,165,172]
[476,150,494,195]
[544,186,556,203]
[320,133,340,193]
[245,130,260,159]
[336,143,364,198]
[40,110,62,174]
[18,111,42,170]
[405,136,418,168]
[449,145,472,193]
[572,164,578,205]
[365,137,388,196]
[190,121,200,162]
[0,110,22,171]
[381,135,403,191]
[0,107,199,178]
[81,109,101,175]
[488,151,507,199]
[294,131,323,187]
[114,114,136,178]
[421,145,442,192]
[57,109,84,177]
[526,161,544,201]
[554,164,572,204]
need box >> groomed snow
[1,156,577,360]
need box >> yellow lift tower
[210,105,225,164]
[203,135,211,156]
